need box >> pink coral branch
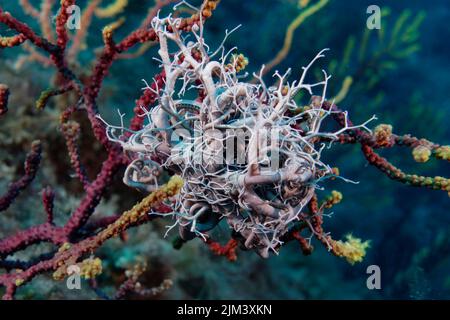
[39,0,56,42]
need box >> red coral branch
[291,231,313,256]
[0,176,182,299]
[19,0,40,19]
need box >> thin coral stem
[61,121,91,189]
[0,141,42,212]
[321,100,450,195]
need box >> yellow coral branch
[435,146,450,162]
[0,34,26,48]
[68,0,103,61]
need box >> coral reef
[0,0,217,299]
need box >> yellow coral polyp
[99,175,184,239]
[333,234,370,265]
[412,145,431,163]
